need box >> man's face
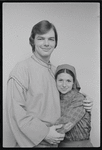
[34,28,56,60]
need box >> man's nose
[44,39,49,46]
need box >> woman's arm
[55,93,86,133]
[65,111,91,141]
[55,106,85,134]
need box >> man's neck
[34,52,50,64]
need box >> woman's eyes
[58,79,71,82]
[67,80,71,82]
[59,79,63,81]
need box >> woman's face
[56,72,74,94]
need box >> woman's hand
[82,93,93,112]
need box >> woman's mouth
[61,88,68,91]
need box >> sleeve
[65,112,91,141]
[6,78,49,146]
[55,94,85,134]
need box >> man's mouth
[42,48,51,51]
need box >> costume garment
[55,90,86,133]
[54,64,93,147]
[57,90,93,147]
[5,54,60,147]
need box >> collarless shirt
[6,54,60,147]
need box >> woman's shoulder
[76,91,85,98]
[72,90,85,102]
[75,91,85,100]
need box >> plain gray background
[3,3,100,147]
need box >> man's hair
[29,20,58,52]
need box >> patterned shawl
[55,90,86,134]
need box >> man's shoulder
[10,57,32,75]
[8,57,32,89]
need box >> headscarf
[55,64,81,91]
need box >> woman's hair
[29,20,58,52]
[55,69,75,83]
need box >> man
[5,20,93,147]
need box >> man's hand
[82,93,93,112]
[45,124,65,145]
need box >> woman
[54,64,93,147]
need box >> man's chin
[42,52,53,57]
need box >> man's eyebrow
[37,35,44,38]
[37,35,55,38]
[49,37,55,38]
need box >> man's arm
[6,79,65,146]
[82,93,93,112]
[6,79,49,146]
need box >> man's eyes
[37,38,55,41]
[49,38,55,41]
